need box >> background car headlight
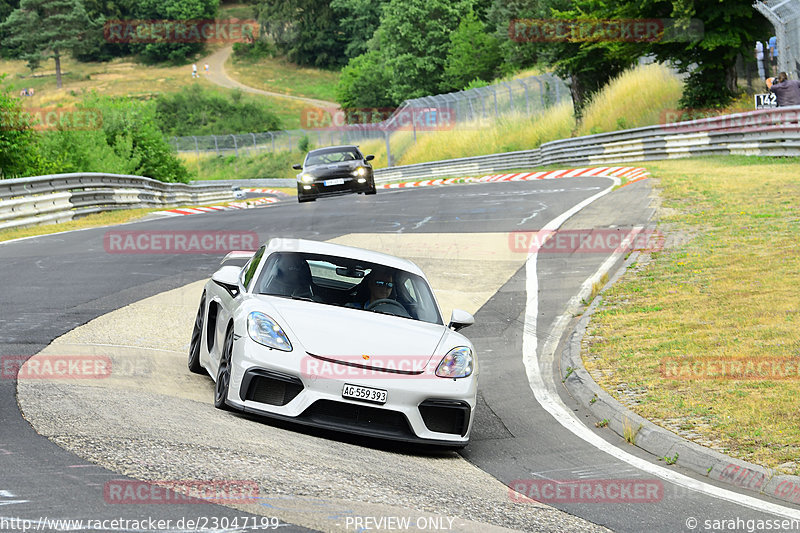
[353,167,367,176]
[435,346,473,378]
[247,311,292,351]
[299,173,314,183]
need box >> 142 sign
[754,93,777,109]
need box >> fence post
[268,132,274,153]
[519,80,530,114]
[230,134,239,157]
[251,132,257,153]
[213,135,219,156]
[502,81,514,113]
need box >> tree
[443,9,502,91]
[375,0,473,101]
[330,0,388,59]
[0,0,94,88]
[256,0,348,68]
[127,0,219,64]
[335,49,395,108]
[638,0,771,108]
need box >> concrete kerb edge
[559,245,800,507]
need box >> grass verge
[583,156,800,474]
[0,208,158,243]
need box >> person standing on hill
[755,40,766,80]
[192,63,198,79]
[767,72,800,107]
[768,35,778,77]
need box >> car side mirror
[292,163,302,170]
[212,265,243,297]
[448,309,474,331]
[365,154,375,161]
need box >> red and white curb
[154,167,648,217]
[243,188,285,195]
[377,166,648,189]
[155,197,278,217]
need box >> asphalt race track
[2,179,799,532]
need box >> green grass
[227,55,340,103]
[183,150,299,181]
[583,156,800,474]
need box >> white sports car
[188,238,478,447]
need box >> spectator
[769,35,778,77]
[767,72,800,107]
[204,63,209,75]
[28,87,34,97]
[755,40,765,80]
[192,63,198,79]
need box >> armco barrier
[3,107,799,230]
[0,173,236,231]
[373,105,800,183]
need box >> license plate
[342,383,387,404]
[324,178,345,186]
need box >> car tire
[298,195,316,203]
[188,293,206,375]
[214,326,234,411]
[365,182,377,195]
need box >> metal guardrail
[374,106,800,183]
[0,173,235,231]
[4,107,799,231]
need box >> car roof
[263,238,424,277]
[306,145,360,156]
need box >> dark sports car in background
[292,145,377,203]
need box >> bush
[39,94,191,183]
[232,40,276,61]
[0,87,53,178]
[155,85,282,136]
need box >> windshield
[254,252,443,325]
[305,149,361,166]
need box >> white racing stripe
[522,178,800,520]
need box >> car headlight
[247,311,292,351]
[299,173,314,183]
[352,167,367,176]
[435,346,473,378]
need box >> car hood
[259,296,447,372]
